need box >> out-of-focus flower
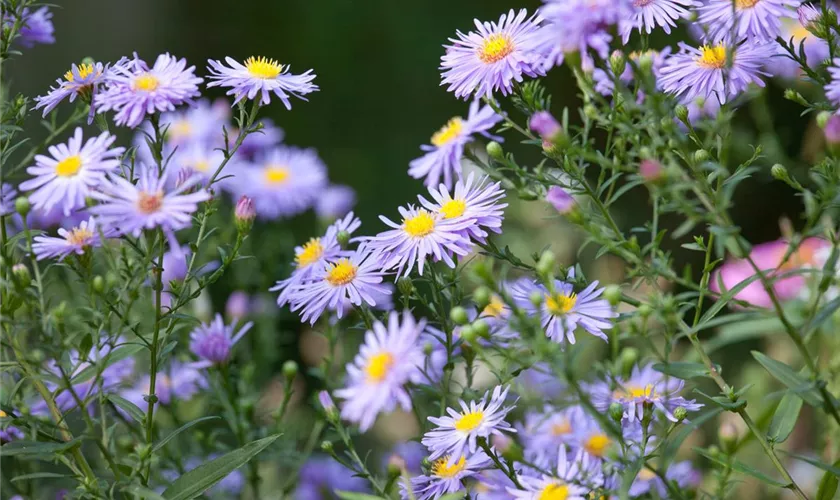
[95,53,203,128]
[710,237,829,307]
[334,311,425,431]
[5,6,55,48]
[120,361,206,412]
[409,100,501,188]
[823,58,840,106]
[546,186,576,214]
[225,291,251,321]
[422,385,516,460]
[189,314,253,364]
[697,0,798,42]
[207,56,318,107]
[1,183,18,216]
[825,115,840,145]
[639,159,664,182]
[383,441,426,474]
[315,185,356,220]
[0,410,24,443]
[629,460,701,497]
[20,128,124,216]
[33,216,111,261]
[294,456,369,499]
[770,17,829,78]
[592,364,703,422]
[518,405,584,467]
[440,9,545,99]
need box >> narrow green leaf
[0,438,83,458]
[816,462,840,500]
[122,485,168,500]
[694,448,789,487]
[751,352,822,406]
[699,273,765,325]
[653,362,719,380]
[154,416,220,452]
[768,393,803,444]
[107,394,146,423]
[163,434,280,500]
[11,472,69,482]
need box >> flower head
[519,406,585,467]
[0,410,24,443]
[622,0,700,42]
[403,452,491,500]
[508,446,592,500]
[546,186,576,214]
[418,173,506,244]
[19,128,124,216]
[659,41,774,104]
[697,0,799,42]
[91,163,210,239]
[769,16,830,78]
[422,385,516,460]
[207,56,318,107]
[441,9,546,99]
[34,61,117,122]
[367,205,474,277]
[189,314,253,364]
[232,146,327,219]
[1,183,18,216]
[593,364,703,422]
[823,58,840,106]
[334,311,426,431]
[95,53,203,128]
[6,7,54,48]
[33,216,110,261]
[316,185,357,220]
[295,456,369,500]
[409,100,502,188]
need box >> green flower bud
[603,284,622,306]
[282,360,298,381]
[472,319,490,339]
[817,110,833,129]
[92,275,105,294]
[609,50,627,77]
[14,196,30,217]
[675,104,689,124]
[320,440,334,453]
[784,88,809,106]
[30,349,45,363]
[12,264,31,287]
[486,141,504,160]
[619,347,639,376]
[397,276,414,297]
[336,230,351,249]
[536,250,556,276]
[638,303,653,317]
[583,104,598,120]
[450,306,469,325]
[459,325,478,344]
[609,402,624,422]
[529,290,544,308]
[693,149,710,163]
[472,286,491,309]
[770,164,788,181]
[674,406,688,423]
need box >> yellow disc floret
[439,199,467,219]
[55,155,83,177]
[545,292,577,315]
[326,258,357,286]
[697,45,727,69]
[431,455,467,478]
[431,117,464,146]
[245,56,283,79]
[479,34,515,64]
[538,483,570,500]
[264,165,291,185]
[133,73,160,92]
[64,63,96,82]
[366,352,394,382]
[296,238,324,268]
[584,433,611,457]
[454,410,484,432]
[403,210,436,237]
[66,227,94,246]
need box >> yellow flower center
[403,210,436,237]
[193,160,210,172]
[245,56,283,79]
[479,34,514,64]
[66,227,94,246]
[295,238,324,268]
[137,191,164,214]
[638,467,657,481]
[481,295,505,318]
[264,165,291,185]
[790,24,812,42]
[431,117,464,147]
[170,119,193,140]
[55,155,83,177]
[628,384,656,399]
[0,410,6,417]
[439,199,466,219]
[431,456,467,478]
[551,419,572,436]
[64,63,96,82]
[584,433,611,457]
[545,292,577,315]
[538,483,570,500]
[325,258,357,286]
[735,0,759,8]
[697,45,727,69]
[133,73,160,92]
[365,352,394,382]
[454,410,484,432]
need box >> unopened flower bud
[536,250,556,276]
[450,306,469,325]
[282,360,298,381]
[675,104,689,124]
[638,303,653,317]
[336,230,351,249]
[12,264,30,287]
[674,406,689,423]
[234,196,256,233]
[14,197,30,217]
[472,319,490,338]
[694,149,710,163]
[30,349,45,363]
[529,111,566,147]
[546,186,576,215]
[486,141,505,160]
[387,457,405,477]
[459,325,478,344]
[92,275,105,294]
[397,276,414,297]
[619,347,639,376]
[783,88,809,107]
[473,287,491,309]
[529,290,544,308]
[318,391,338,420]
[799,4,833,38]
[639,159,664,182]
[817,110,833,129]
[320,440,334,454]
[609,50,627,78]
[609,402,625,422]
[603,284,622,306]
[771,164,789,181]
[718,419,738,451]
[423,342,434,356]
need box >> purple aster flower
[418,172,506,244]
[519,406,584,467]
[517,362,567,400]
[440,9,546,99]
[592,364,703,422]
[508,446,591,500]
[682,95,722,126]
[19,128,124,216]
[288,246,391,325]
[629,460,700,496]
[232,146,327,219]
[207,56,318,107]
[422,385,516,460]
[32,216,111,261]
[270,212,361,306]
[95,53,203,128]
[225,291,251,321]
[383,441,427,474]
[1,183,17,216]
[34,61,120,122]
[697,0,799,42]
[621,0,699,42]
[334,311,426,431]
[120,360,206,412]
[823,58,840,106]
[170,141,228,185]
[402,451,491,500]
[511,271,618,344]
[409,100,501,188]
[569,412,615,462]
[294,456,369,500]
[529,111,562,141]
[474,292,519,346]
[659,41,774,104]
[189,314,253,364]
[236,118,285,159]
[90,163,210,242]
[162,98,231,148]
[315,184,357,220]
[0,410,24,443]
[546,186,576,214]
[825,115,840,145]
[366,205,474,277]
[6,7,55,48]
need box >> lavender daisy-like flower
[621,0,699,42]
[1,183,17,216]
[697,0,798,42]
[418,172,506,244]
[422,385,516,460]
[367,205,474,277]
[629,460,701,497]
[546,186,576,214]
[232,146,327,219]
[295,456,369,500]
[171,141,227,184]
[508,446,590,500]
[440,9,546,99]
[95,53,203,128]
[334,311,426,431]
[288,246,391,325]
[0,410,24,443]
[409,100,501,188]
[315,185,357,220]
[19,128,124,216]
[519,405,584,467]
[659,41,774,104]
[207,56,318,107]
[34,60,121,122]
[32,216,109,261]
[402,451,491,500]
[823,58,840,105]
[189,314,253,364]
[270,212,361,306]
[6,6,55,48]
[511,271,617,344]
[90,163,210,240]
[593,364,703,422]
